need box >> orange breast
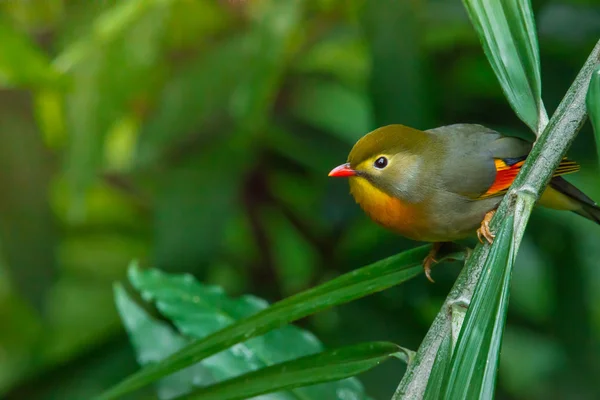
[349,177,428,241]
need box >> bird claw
[423,255,437,283]
[422,243,442,283]
[477,210,496,245]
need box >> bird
[328,124,600,282]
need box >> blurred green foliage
[0,0,599,399]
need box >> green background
[1,0,599,399]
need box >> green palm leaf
[438,215,517,399]
[463,0,547,134]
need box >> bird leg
[423,242,442,283]
[477,209,496,244]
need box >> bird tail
[572,199,600,224]
[576,203,600,224]
[549,176,600,225]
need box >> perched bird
[329,124,600,282]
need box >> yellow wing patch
[553,159,580,176]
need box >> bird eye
[374,156,388,169]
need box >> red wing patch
[482,159,525,197]
[479,158,580,199]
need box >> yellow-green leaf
[0,18,62,89]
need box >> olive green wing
[426,124,532,200]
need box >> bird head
[328,125,430,201]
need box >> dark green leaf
[97,245,464,399]
[586,65,600,164]
[128,265,370,399]
[289,79,374,144]
[462,0,546,134]
[173,342,402,400]
[440,215,516,399]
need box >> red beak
[328,163,356,177]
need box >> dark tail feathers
[550,176,600,225]
[575,203,600,225]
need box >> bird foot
[423,243,442,283]
[477,209,496,244]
